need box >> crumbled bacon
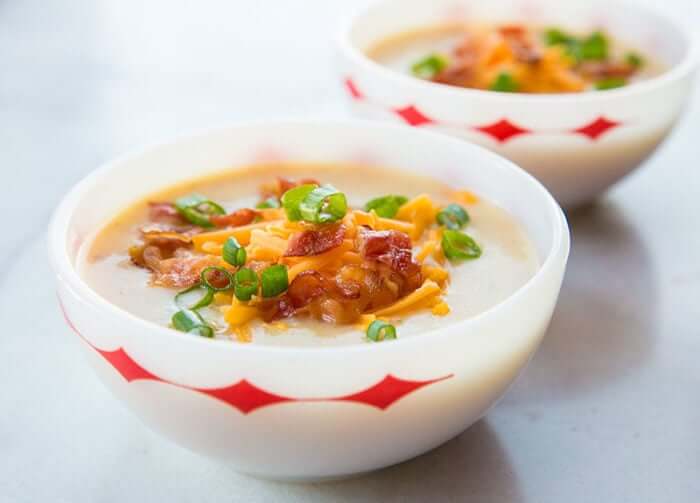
[356,227,418,274]
[356,227,422,296]
[140,223,197,245]
[201,267,232,289]
[271,260,422,325]
[149,249,222,288]
[260,294,296,322]
[498,25,526,38]
[287,270,327,308]
[210,208,257,228]
[578,61,637,79]
[285,224,346,257]
[259,177,321,200]
[498,25,541,64]
[148,202,186,225]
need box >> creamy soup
[368,23,663,93]
[79,164,538,347]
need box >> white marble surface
[2,0,699,501]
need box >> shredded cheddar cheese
[373,280,442,317]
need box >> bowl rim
[336,0,700,104]
[48,119,569,355]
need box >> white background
[1,1,699,501]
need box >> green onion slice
[281,184,317,221]
[171,309,214,338]
[256,197,281,209]
[411,53,449,79]
[364,195,408,218]
[174,283,214,310]
[441,229,482,261]
[222,237,247,267]
[490,72,519,93]
[625,52,644,69]
[174,193,226,228]
[299,185,348,224]
[366,320,397,342]
[543,28,608,63]
[580,31,608,61]
[200,266,235,292]
[283,184,347,224]
[234,267,259,301]
[436,203,470,230]
[595,77,627,90]
[261,264,289,298]
[543,28,575,46]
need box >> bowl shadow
[506,200,658,403]
[306,419,523,502]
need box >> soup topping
[409,24,645,93]
[127,178,483,342]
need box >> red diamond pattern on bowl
[394,105,435,126]
[61,302,452,414]
[343,77,625,143]
[332,374,450,410]
[573,117,621,140]
[344,78,363,100]
[474,119,532,143]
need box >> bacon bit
[132,246,221,288]
[498,24,526,37]
[260,177,321,200]
[285,224,346,257]
[148,202,186,225]
[499,25,541,64]
[356,227,421,278]
[578,61,636,79]
[140,223,196,246]
[201,267,233,289]
[434,60,474,87]
[210,208,257,228]
[151,250,222,288]
[260,294,296,322]
[287,270,327,308]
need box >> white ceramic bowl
[337,0,698,207]
[49,120,569,480]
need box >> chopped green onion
[490,72,519,93]
[441,229,482,261]
[261,264,289,298]
[299,185,348,224]
[200,266,235,291]
[595,77,627,90]
[625,52,644,68]
[580,31,608,61]
[282,184,347,224]
[411,53,449,79]
[543,28,575,46]
[174,193,226,228]
[174,283,214,310]
[281,184,317,221]
[543,28,608,62]
[171,309,213,338]
[366,320,397,342]
[364,195,408,218]
[436,203,470,230]
[256,197,281,209]
[234,267,259,301]
[222,237,247,267]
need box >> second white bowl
[337,0,698,207]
